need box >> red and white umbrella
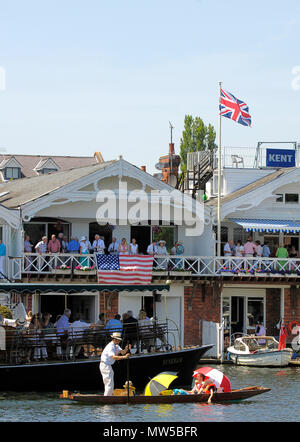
[192,367,231,392]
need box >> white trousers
[100,362,114,396]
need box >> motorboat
[227,336,292,367]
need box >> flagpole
[217,81,222,257]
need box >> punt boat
[61,386,271,404]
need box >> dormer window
[34,158,59,176]
[5,167,21,179]
[40,168,57,175]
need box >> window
[213,225,228,254]
[40,168,57,175]
[151,226,177,252]
[285,193,299,203]
[275,194,283,202]
[247,298,264,328]
[5,167,20,179]
[233,227,250,244]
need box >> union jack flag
[219,89,251,127]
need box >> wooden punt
[62,386,271,405]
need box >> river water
[0,364,299,422]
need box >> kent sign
[266,148,296,168]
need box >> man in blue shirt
[67,237,80,253]
[105,314,123,333]
[56,309,71,360]
[0,240,6,278]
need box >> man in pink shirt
[243,237,255,257]
[48,234,61,253]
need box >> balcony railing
[9,253,300,280]
[7,253,300,281]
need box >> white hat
[111,332,122,341]
[80,236,86,241]
[158,240,166,244]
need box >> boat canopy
[0,284,170,294]
[231,218,300,233]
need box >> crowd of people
[9,308,164,363]
[224,236,299,270]
[24,233,185,257]
[223,236,299,259]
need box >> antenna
[169,121,174,144]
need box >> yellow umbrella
[144,371,178,396]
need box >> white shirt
[108,241,119,254]
[92,239,105,253]
[80,240,91,253]
[68,320,90,338]
[156,245,167,255]
[255,245,263,257]
[147,244,157,255]
[130,243,138,254]
[100,340,122,365]
[224,242,232,256]
[235,245,244,257]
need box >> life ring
[288,321,300,334]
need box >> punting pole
[126,357,130,403]
[217,81,222,257]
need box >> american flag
[96,254,154,284]
[219,89,251,127]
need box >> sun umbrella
[192,367,231,392]
[144,371,178,396]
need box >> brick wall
[283,287,300,342]
[184,285,221,346]
[99,291,119,321]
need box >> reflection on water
[143,403,174,416]
[0,365,300,422]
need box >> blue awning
[231,218,300,233]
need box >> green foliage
[179,115,217,172]
[0,305,12,319]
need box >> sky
[0,0,300,174]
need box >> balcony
[7,254,300,283]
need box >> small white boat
[227,336,292,367]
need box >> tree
[0,305,12,319]
[179,115,217,172]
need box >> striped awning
[231,218,300,233]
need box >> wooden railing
[8,253,300,280]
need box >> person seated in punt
[173,372,217,403]
[113,380,136,396]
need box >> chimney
[141,166,146,172]
[94,152,104,163]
